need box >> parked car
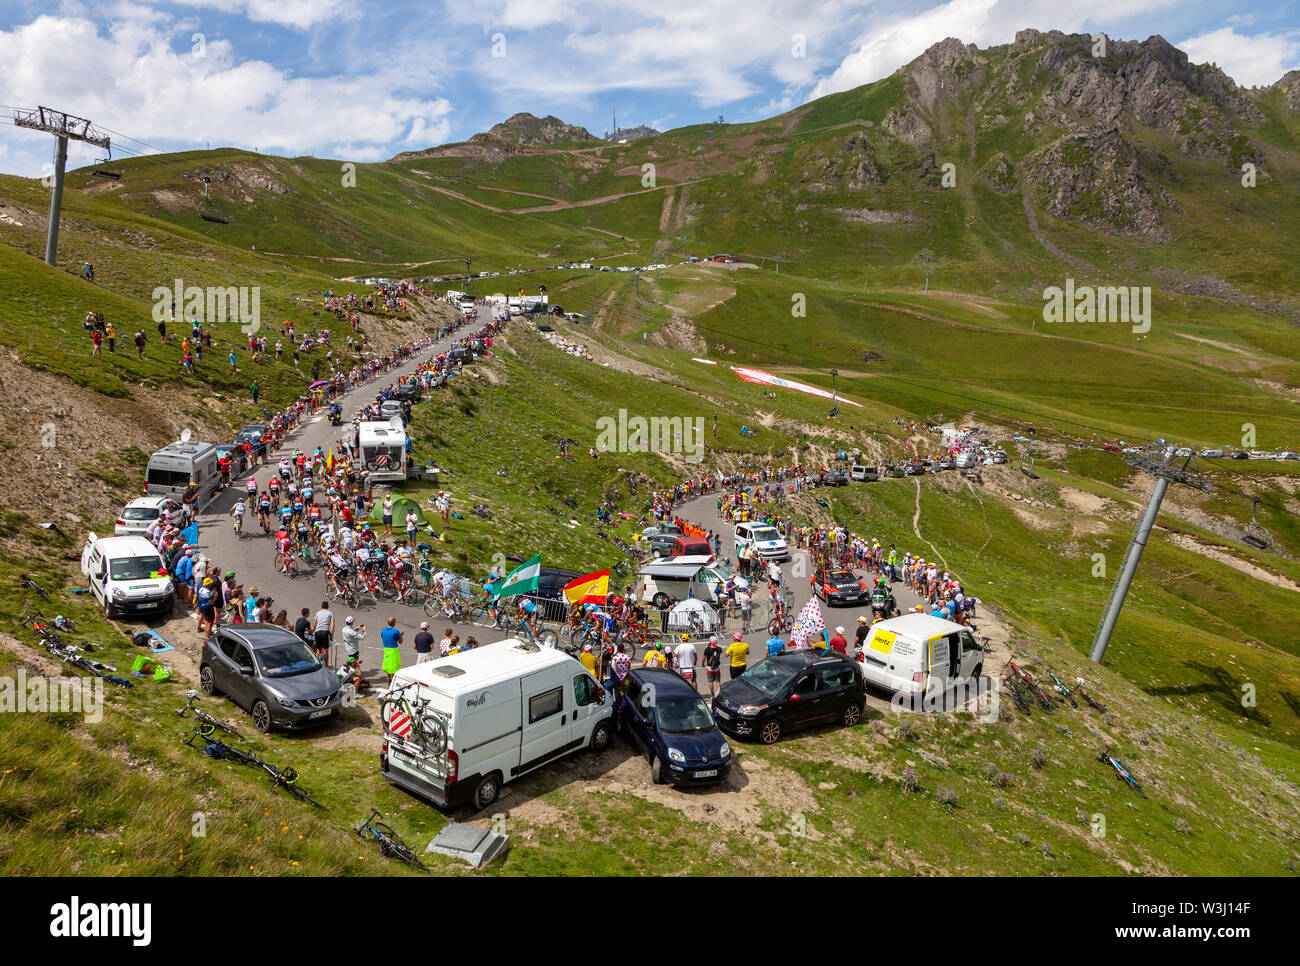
[713,651,865,745]
[990,450,1008,464]
[536,568,581,603]
[849,463,879,482]
[114,495,192,536]
[649,533,711,559]
[819,469,850,487]
[936,456,956,471]
[199,624,344,733]
[640,522,682,540]
[811,566,869,605]
[903,461,926,476]
[214,443,248,479]
[1232,451,1250,460]
[234,423,269,446]
[618,668,730,785]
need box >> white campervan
[357,417,407,483]
[380,640,613,811]
[857,614,984,709]
[145,440,220,507]
[635,560,747,609]
[80,533,175,619]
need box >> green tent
[368,496,429,527]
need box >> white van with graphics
[857,614,984,708]
[80,533,175,619]
[380,640,613,811]
[734,521,789,562]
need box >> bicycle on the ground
[1005,660,1054,712]
[355,809,429,871]
[1074,678,1107,713]
[17,574,49,599]
[177,689,246,740]
[1046,669,1079,708]
[259,761,324,807]
[1001,674,1033,715]
[1098,747,1147,799]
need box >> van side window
[573,674,597,707]
[528,687,563,723]
[218,636,241,661]
[232,644,254,673]
[959,630,980,653]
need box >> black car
[199,624,344,733]
[819,470,850,487]
[713,651,865,745]
[618,669,731,785]
[532,568,580,621]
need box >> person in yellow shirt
[643,642,666,668]
[724,632,748,679]
[579,643,598,675]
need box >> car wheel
[759,719,782,745]
[650,755,664,784]
[104,601,114,620]
[590,720,612,754]
[251,700,272,734]
[843,703,862,727]
[474,773,500,810]
[199,665,218,696]
[652,593,670,609]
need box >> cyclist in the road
[517,595,538,635]
[229,498,246,534]
[245,476,257,499]
[257,490,272,530]
[277,501,294,531]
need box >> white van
[734,521,789,562]
[635,560,745,609]
[145,441,220,507]
[857,614,984,708]
[850,464,879,482]
[954,452,977,469]
[380,640,613,811]
[80,533,175,619]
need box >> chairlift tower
[1088,446,1212,664]
[12,106,111,266]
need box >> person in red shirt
[829,626,849,655]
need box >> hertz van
[857,614,985,709]
[380,639,613,811]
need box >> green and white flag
[490,553,541,598]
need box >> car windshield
[750,527,781,541]
[739,661,792,697]
[256,642,320,677]
[108,555,164,580]
[830,571,857,582]
[121,507,159,521]
[656,696,716,734]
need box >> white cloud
[1178,26,1300,88]
[0,13,452,176]
[807,0,1180,101]
[171,0,353,30]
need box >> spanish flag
[562,569,610,606]
[326,447,335,475]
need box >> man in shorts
[675,634,698,688]
[380,616,403,684]
[313,601,335,661]
[414,621,435,663]
[724,632,749,680]
[702,635,723,696]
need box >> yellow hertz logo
[870,630,896,654]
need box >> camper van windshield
[656,696,715,734]
[256,641,320,677]
[147,467,191,488]
[109,555,164,580]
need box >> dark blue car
[617,668,731,785]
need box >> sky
[0,0,1298,177]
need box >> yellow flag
[326,447,335,475]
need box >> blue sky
[1,0,1298,177]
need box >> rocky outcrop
[1029,127,1178,240]
[1272,70,1300,111]
[472,113,594,146]
[981,152,1017,194]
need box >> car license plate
[696,769,718,778]
[308,709,331,719]
[134,603,151,610]
[714,708,730,719]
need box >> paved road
[194,319,930,694]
